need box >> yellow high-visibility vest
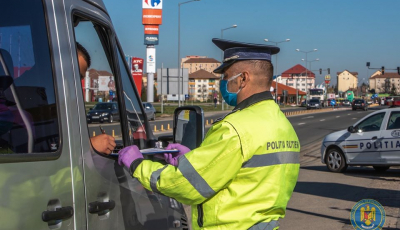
[134,91,300,230]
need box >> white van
[0,0,203,229]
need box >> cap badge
[223,55,239,63]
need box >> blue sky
[103,0,400,86]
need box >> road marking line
[298,123,306,125]
[352,118,357,120]
[336,116,340,118]
[348,114,351,115]
[302,116,314,119]
[320,119,325,121]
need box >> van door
[69,2,175,229]
[0,0,81,229]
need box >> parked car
[143,102,156,120]
[306,99,321,110]
[321,107,400,172]
[87,102,119,123]
[352,99,368,111]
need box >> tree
[327,86,336,93]
[390,83,397,96]
[381,78,391,93]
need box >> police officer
[116,38,300,230]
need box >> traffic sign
[325,80,330,84]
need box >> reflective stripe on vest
[242,152,299,168]
[150,151,298,197]
[150,165,167,193]
[248,220,279,230]
[178,155,215,198]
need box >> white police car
[321,108,400,172]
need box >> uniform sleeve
[133,121,243,205]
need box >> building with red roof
[279,64,316,94]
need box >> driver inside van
[76,43,116,154]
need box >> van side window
[73,18,126,153]
[74,17,148,152]
[0,0,59,154]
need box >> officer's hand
[90,134,116,154]
[118,145,144,168]
[164,143,190,166]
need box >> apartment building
[280,64,316,93]
[188,69,219,102]
[337,70,358,92]
[181,56,221,75]
[369,70,400,94]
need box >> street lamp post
[296,48,317,100]
[220,24,237,110]
[302,58,319,91]
[178,0,200,107]
[264,38,290,103]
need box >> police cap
[212,38,280,74]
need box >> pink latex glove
[164,143,190,166]
[118,145,143,168]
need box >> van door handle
[88,200,115,214]
[371,136,377,140]
[42,206,74,222]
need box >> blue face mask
[220,73,242,106]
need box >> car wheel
[325,147,348,173]
[373,166,390,172]
[87,119,92,124]
[109,115,113,123]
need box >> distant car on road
[342,100,351,106]
[307,99,321,110]
[321,107,400,172]
[143,102,156,121]
[87,102,119,123]
[352,99,368,111]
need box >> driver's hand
[90,134,116,154]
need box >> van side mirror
[348,126,356,133]
[173,106,204,150]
